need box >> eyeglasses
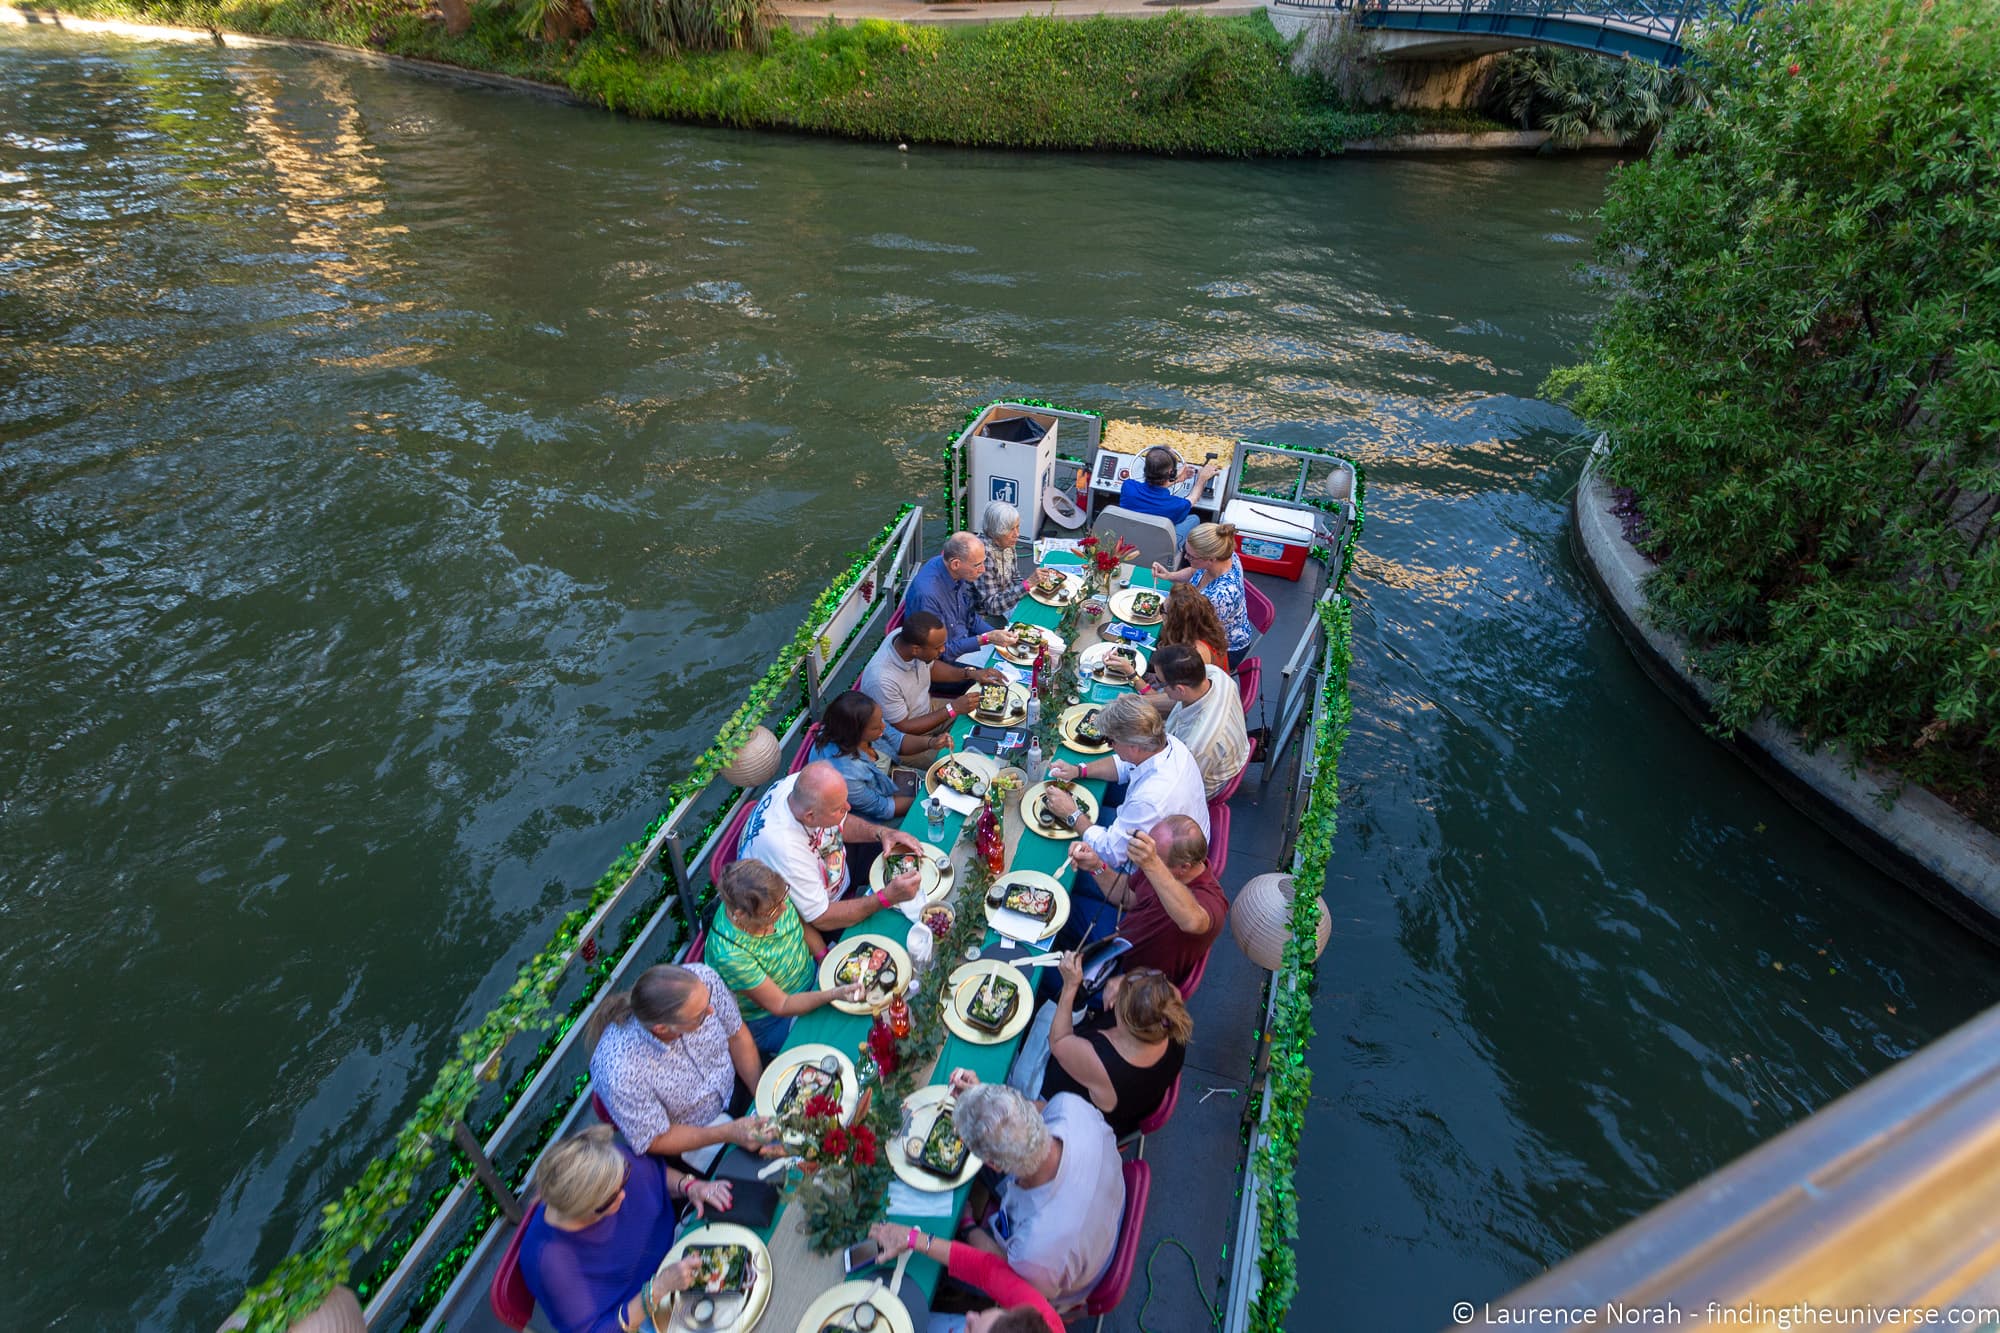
[593,1166,631,1215]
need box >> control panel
[1090,450,1225,510]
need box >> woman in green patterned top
[707,860,865,1056]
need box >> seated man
[1116,446,1220,546]
[1068,816,1226,990]
[736,760,922,931]
[1151,643,1248,799]
[858,610,1001,745]
[903,533,1021,689]
[586,963,776,1169]
[1040,694,1208,869]
[948,1074,1125,1308]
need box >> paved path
[773,0,1266,28]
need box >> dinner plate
[661,1223,773,1333]
[1055,702,1114,755]
[941,959,1035,1045]
[1019,780,1101,843]
[981,868,1072,943]
[1078,641,1149,687]
[1026,567,1084,609]
[1108,586,1165,627]
[753,1044,859,1123]
[923,750,997,798]
[794,1281,916,1333]
[970,681,1029,727]
[869,842,953,905]
[817,934,914,1015]
[888,1085,983,1193]
[993,624,1065,667]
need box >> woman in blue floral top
[1152,522,1253,668]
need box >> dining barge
[226,402,1362,1333]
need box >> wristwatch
[1063,808,1082,829]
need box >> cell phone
[842,1238,883,1275]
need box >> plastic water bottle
[925,797,947,845]
[1027,735,1044,781]
[1025,692,1041,728]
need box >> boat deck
[438,555,1325,1333]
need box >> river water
[2,29,1994,1332]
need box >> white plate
[941,960,1034,1045]
[1027,567,1084,608]
[924,750,997,798]
[994,623,1066,666]
[888,1085,983,1192]
[1019,780,1101,843]
[817,934,913,1015]
[870,843,953,905]
[1109,585,1165,626]
[1078,641,1148,686]
[661,1223,772,1333]
[794,1281,916,1333]
[981,868,1071,943]
[753,1044,859,1123]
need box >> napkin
[1035,538,1083,563]
[932,784,982,817]
[888,1177,958,1218]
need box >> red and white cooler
[1222,498,1316,582]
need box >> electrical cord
[1135,1236,1220,1333]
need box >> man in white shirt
[1041,693,1209,867]
[856,610,1000,743]
[1152,643,1248,798]
[736,762,923,930]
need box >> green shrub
[1548,0,2000,797]
[601,0,768,55]
[1485,46,1698,147]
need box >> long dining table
[701,549,1162,1331]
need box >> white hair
[982,502,1021,542]
[955,1083,1051,1177]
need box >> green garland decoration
[228,507,915,1333]
[1245,596,1354,1333]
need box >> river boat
[236,402,1363,1333]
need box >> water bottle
[1027,736,1044,781]
[925,797,947,845]
[1025,692,1041,728]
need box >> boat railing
[229,505,929,1332]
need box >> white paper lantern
[1230,872,1331,971]
[218,1285,366,1333]
[719,725,781,788]
[1323,467,1355,502]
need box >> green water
[1,29,1994,1331]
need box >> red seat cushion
[1245,581,1275,636]
[487,1204,540,1330]
[1084,1160,1152,1316]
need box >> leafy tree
[1485,46,1700,148]
[1547,0,2000,802]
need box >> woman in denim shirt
[809,690,916,824]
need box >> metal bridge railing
[1275,0,1763,52]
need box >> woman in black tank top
[1041,966,1192,1140]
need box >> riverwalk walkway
[773,0,1265,28]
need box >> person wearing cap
[1117,447,1219,545]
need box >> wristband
[908,1226,923,1255]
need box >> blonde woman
[517,1123,733,1333]
[1151,522,1251,667]
[1041,960,1190,1140]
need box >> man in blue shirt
[1117,447,1221,544]
[903,532,1022,669]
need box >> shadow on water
[1,29,1994,1331]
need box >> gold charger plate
[994,623,1065,667]
[1027,567,1084,608]
[888,1085,983,1193]
[1079,641,1149,686]
[871,841,954,906]
[982,868,1071,944]
[970,681,1029,727]
[941,959,1034,1045]
[1056,703,1113,755]
[660,1222,773,1333]
[794,1281,916,1333]
[923,749,997,798]
[1108,586,1164,627]
[753,1044,859,1123]
[1020,780,1101,843]
[817,934,914,1015]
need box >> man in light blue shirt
[902,531,1022,665]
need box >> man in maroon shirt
[1067,814,1226,993]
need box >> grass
[43,0,1501,154]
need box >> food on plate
[964,973,1020,1032]
[921,904,954,937]
[883,852,923,882]
[1073,707,1104,745]
[934,757,984,795]
[834,946,898,994]
[975,683,1013,716]
[1033,780,1079,829]
[907,1106,969,1178]
[1129,591,1163,619]
[776,1063,842,1119]
[1098,647,1140,680]
[1002,884,1056,922]
[1036,567,1067,592]
[685,1244,753,1293]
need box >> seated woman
[517,1123,733,1333]
[864,1220,1063,1333]
[810,690,918,824]
[971,499,1029,622]
[1151,522,1253,669]
[1156,583,1232,676]
[706,859,865,1057]
[947,1076,1125,1308]
[1041,958,1189,1140]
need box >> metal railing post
[450,1120,523,1227]
[664,832,700,936]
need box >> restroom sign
[990,477,1019,507]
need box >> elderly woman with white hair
[971,500,1028,622]
[517,1123,732,1333]
[942,1072,1125,1308]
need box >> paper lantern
[719,725,781,788]
[1323,467,1355,502]
[217,1286,366,1333]
[1230,872,1331,971]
